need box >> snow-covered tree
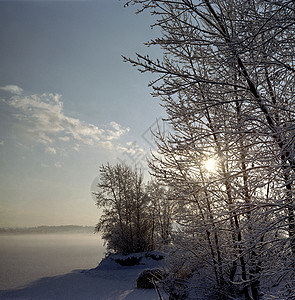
[95,163,152,254]
[95,163,174,254]
[124,0,295,298]
[146,181,175,246]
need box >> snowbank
[0,251,166,300]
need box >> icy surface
[0,233,105,290]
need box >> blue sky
[0,0,164,227]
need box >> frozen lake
[0,233,106,290]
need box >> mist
[0,233,105,290]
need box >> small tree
[95,163,153,254]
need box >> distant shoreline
[0,225,95,234]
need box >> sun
[204,158,216,172]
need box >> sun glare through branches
[204,157,216,173]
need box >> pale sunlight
[204,157,216,172]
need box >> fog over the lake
[0,233,105,290]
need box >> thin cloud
[45,147,57,155]
[54,162,62,168]
[38,133,53,145]
[59,136,70,142]
[4,93,130,151]
[2,90,148,164]
[107,121,130,140]
[72,144,80,152]
[0,85,23,95]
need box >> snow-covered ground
[0,252,166,300]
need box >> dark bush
[145,252,164,261]
[114,256,142,266]
[137,268,163,289]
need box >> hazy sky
[0,0,164,227]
